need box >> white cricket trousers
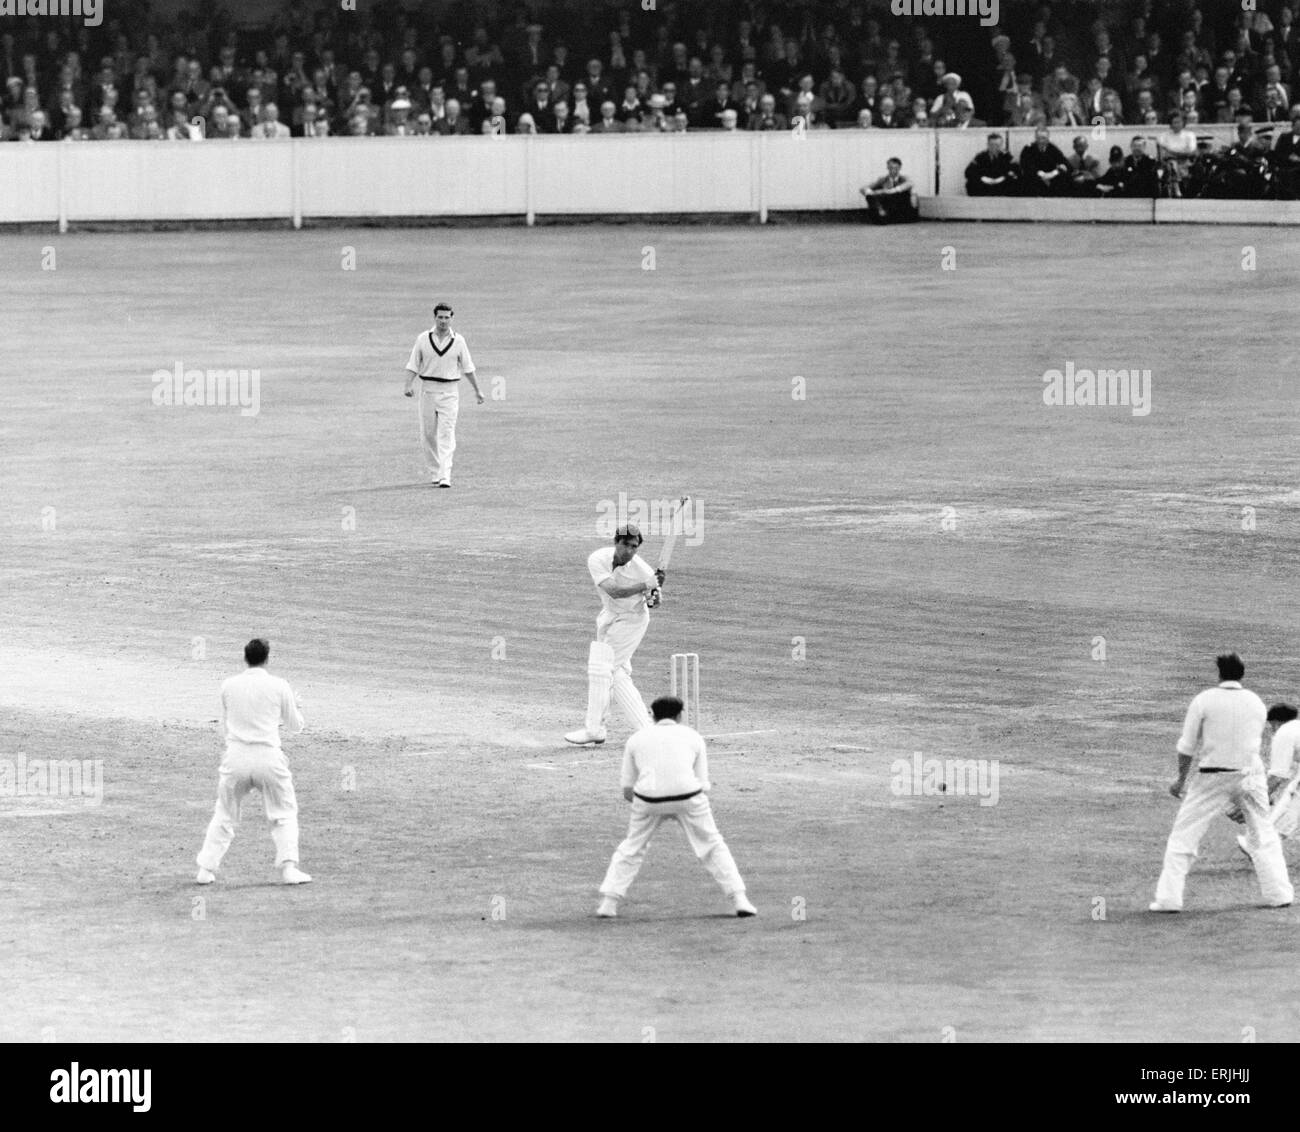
[591,609,652,734]
[600,793,746,900]
[197,743,301,871]
[418,380,459,481]
[1155,768,1293,908]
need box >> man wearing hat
[642,91,670,131]
[385,95,413,135]
[930,71,974,128]
[1271,107,1300,198]
[565,524,661,747]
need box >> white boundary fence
[2,127,1296,227]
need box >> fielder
[1150,653,1293,912]
[402,302,485,487]
[1236,704,1300,859]
[195,638,312,885]
[596,695,756,918]
[565,522,662,746]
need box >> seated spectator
[551,99,574,134]
[252,102,291,138]
[908,97,931,128]
[668,107,690,133]
[385,97,414,135]
[747,92,787,131]
[1215,116,1272,197]
[1094,145,1127,195]
[306,109,332,137]
[591,100,622,132]
[481,97,510,134]
[1018,126,1070,194]
[1272,108,1300,198]
[1065,135,1101,194]
[59,105,90,140]
[1123,137,1161,197]
[1051,91,1087,127]
[694,80,738,129]
[1007,74,1046,127]
[130,104,162,139]
[515,112,537,135]
[435,98,469,135]
[221,109,243,139]
[1127,89,1157,125]
[930,71,972,127]
[616,84,643,122]
[791,92,828,130]
[166,107,202,140]
[859,156,919,223]
[857,75,880,120]
[820,68,856,127]
[642,93,671,132]
[720,107,740,132]
[874,95,902,128]
[1156,110,1198,195]
[951,101,986,129]
[27,108,53,141]
[570,82,593,127]
[853,108,874,128]
[965,132,1018,195]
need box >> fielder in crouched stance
[565,522,661,746]
[596,695,756,918]
[195,638,312,885]
[1235,703,1300,859]
[1151,653,1292,912]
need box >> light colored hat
[390,98,411,110]
[942,72,963,86]
[649,93,666,108]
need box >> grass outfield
[2,223,1300,1042]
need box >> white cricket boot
[281,864,312,885]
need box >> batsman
[565,501,686,747]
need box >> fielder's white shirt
[588,546,656,617]
[621,719,710,798]
[1268,719,1300,778]
[406,328,474,380]
[1175,681,1267,770]
[220,667,305,749]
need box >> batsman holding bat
[564,498,687,747]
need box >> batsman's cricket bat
[657,495,690,571]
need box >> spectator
[1094,145,1128,196]
[616,84,642,123]
[694,80,738,129]
[820,68,856,126]
[747,92,787,131]
[592,101,622,133]
[857,75,880,121]
[1216,116,1272,197]
[930,71,972,127]
[1156,110,1199,196]
[166,107,201,140]
[1007,73,1046,127]
[720,108,740,132]
[965,133,1018,195]
[385,98,414,136]
[570,81,593,127]
[859,156,918,223]
[60,104,89,140]
[952,102,986,129]
[792,92,827,130]
[737,78,762,123]
[252,103,290,139]
[432,96,465,136]
[875,96,902,128]
[1123,137,1161,197]
[523,79,555,131]
[1272,108,1300,198]
[305,107,332,138]
[680,56,708,110]
[551,99,573,134]
[643,92,670,132]
[1051,91,1087,127]
[1065,135,1101,194]
[908,97,931,128]
[1018,126,1070,194]
[27,108,52,141]
[469,78,502,133]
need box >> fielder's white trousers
[600,793,746,900]
[197,743,301,871]
[418,380,459,481]
[1155,767,1293,908]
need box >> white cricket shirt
[1175,681,1267,770]
[220,667,305,749]
[1268,719,1300,778]
[588,546,656,617]
[621,720,711,798]
[406,328,474,381]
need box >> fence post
[525,133,535,226]
[57,141,68,233]
[758,130,768,224]
[291,139,303,229]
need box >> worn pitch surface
[3,224,1298,1041]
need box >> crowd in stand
[1,0,1299,196]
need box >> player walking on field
[195,639,312,885]
[402,302,485,487]
[565,522,663,746]
[596,695,756,918]
[1150,653,1293,912]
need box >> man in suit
[965,133,1019,195]
[1272,108,1300,197]
[746,92,787,131]
[1123,136,1161,197]
[693,80,739,129]
[522,79,556,132]
[1065,135,1101,194]
[434,98,470,135]
[1019,127,1070,194]
[874,95,903,128]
